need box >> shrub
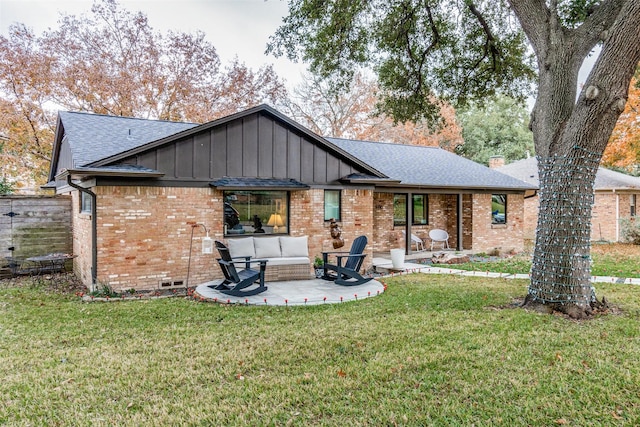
[0,177,14,195]
[620,218,640,244]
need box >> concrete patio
[194,277,386,306]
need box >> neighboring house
[495,156,640,241]
[47,105,535,291]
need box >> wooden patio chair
[212,241,268,297]
[321,235,372,286]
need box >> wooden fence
[0,195,72,262]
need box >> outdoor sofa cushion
[227,236,309,261]
[227,237,256,259]
[254,237,282,259]
[280,236,308,257]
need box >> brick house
[47,104,534,290]
[495,156,640,241]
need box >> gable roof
[49,111,197,181]
[59,111,198,167]
[497,157,640,191]
[327,137,536,191]
[88,104,383,179]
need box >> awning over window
[210,177,310,190]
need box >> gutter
[66,175,98,288]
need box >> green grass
[2,274,640,425]
[452,243,640,278]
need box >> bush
[620,218,640,244]
[0,177,14,195]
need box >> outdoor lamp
[202,231,213,254]
[267,213,284,232]
[192,223,213,254]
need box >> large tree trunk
[512,0,640,318]
[527,151,599,317]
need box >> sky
[0,0,308,89]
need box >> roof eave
[55,168,165,180]
[372,182,537,192]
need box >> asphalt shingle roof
[497,157,640,190]
[59,111,198,167]
[326,137,535,190]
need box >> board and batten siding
[0,196,72,259]
[122,111,361,185]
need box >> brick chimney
[488,155,505,169]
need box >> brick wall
[523,191,640,243]
[298,188,374,270]
[471,193,525,254]
[93,186,220,290]
[71,192,93,285]
[69,186,375,291]
[523,196,538,240]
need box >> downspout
[67,175,97,288]
[457,194,463,251]
[615,190,620,242]
[405,193,412,254]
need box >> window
[224,190,288,235]
[412,194,428,225]
[393,194,407,226]
[80,192,92,213]
[491,194,507,224]
[632,194,637,217]
[324,190,341,221]
[394,194,429,226]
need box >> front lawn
[452,243,640,278]
[2,274,640,425]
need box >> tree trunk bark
[527,150,599,318]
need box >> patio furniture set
[213,235,371,297]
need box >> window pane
[81,192,92,213]
[324,190,341,221]
[491,194,507,224]
[224,190,288,235]
[412,194,428,225]
[394,194,406,226]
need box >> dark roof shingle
[327,137,535,190]
[59,111,198,167]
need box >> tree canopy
[456,95,534,165]
[282,72,463,150]
[0,0,287,188]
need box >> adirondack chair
[213,241,268,297]
[321,235,371,286]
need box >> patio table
[25,253,76,274]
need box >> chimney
[489,155,505,169]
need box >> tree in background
[602,76,640,173]
[0,0,287,187]
[456,95,534,165]
[0,177,14,195]
[283,72,463,151]
[269,0,640,318]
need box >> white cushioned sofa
[226,236,312,281]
